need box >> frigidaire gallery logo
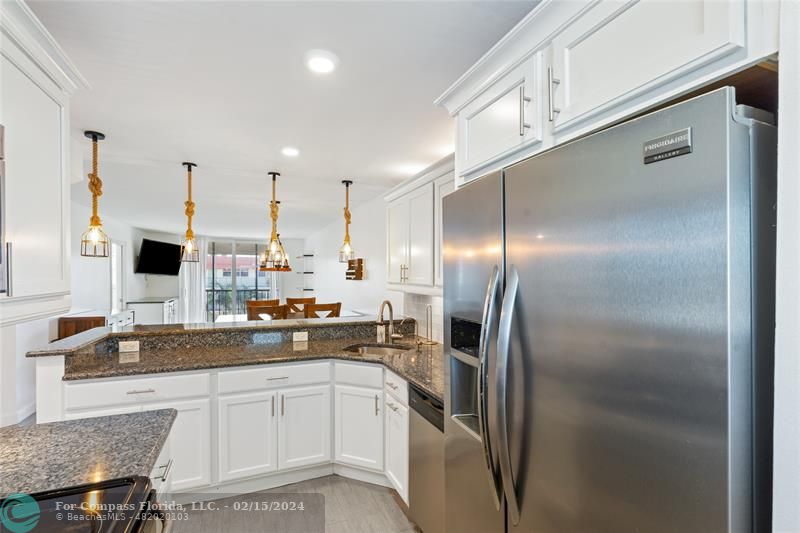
[0,493,40,533]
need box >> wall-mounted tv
[135,238,182,276]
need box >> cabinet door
[549,0,745,135]
[143,398,211,491]
[434,174,456,287]
[384,399,409,504]
[278,385,331,470]
[334,385,383,471]
[218,391,278,482]
[0,55,68,300]
[458,54,542,178]
[406,184,434,286]
[386,198,409,284]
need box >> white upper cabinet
[458,54,542,178]
[0,0,86,325]
[385,156,454,294]
[436,0,779,184]
[434,174,456,287]
[549,0,746,136]
[406,184,434,286]
[387,197,409,284]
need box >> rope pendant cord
[270,175,279,242]
[184,165,195,238]
[343,182,351,243]
[88,138,103,226]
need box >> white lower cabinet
[142,398,211,492]
[277,385,332,470]
[334,385,384,471]
[61,361,412,495]
[384,397,409,504]
[218,391,278,482]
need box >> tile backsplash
[403,293,443,343]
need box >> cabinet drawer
[334,362,382,389]
[218,362,331,394]
[383,369,408,406]
[65,373,210,411]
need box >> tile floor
[171,475,419,533]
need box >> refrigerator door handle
[477,265,503,510]
[496,265,520,525]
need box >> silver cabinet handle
[518,85,532,136]
[2,242,11,296]
[159,458,174,482]
[385,381,398,390]
[496,265,520,525]
[386,401,399,413]
[126,388,155,395]
[281,394,285,416]
[374,395,379,416]
[477,265,502,510]
[271,396,275,417]
[266,376,289,381]
[547,67,561,122]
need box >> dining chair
[304,302,342,318]
[286,297,316,313]
[246,299,279,309]
[247,304,288,320]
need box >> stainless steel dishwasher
[409,384,444,533]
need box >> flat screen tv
[135,238,182,275]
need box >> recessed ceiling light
[281,147,300,157]
[305,49,339,74]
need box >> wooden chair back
[304,302,342,318]
[247,304,288,320]
[246,299,279,308]
[286,297,316,313]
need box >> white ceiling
[30,1,535,240]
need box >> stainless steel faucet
[377,300,395,341]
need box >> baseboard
[333,464,391,487]
[16,402,35,423]
[167,464,335,503]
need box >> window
[205,242,276,322]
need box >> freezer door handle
[477,265,502,510]
[496,265,520,525]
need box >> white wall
[278,238,305,300]
[305,194,402,315]
[137,230,182,299]
[71,202,147,311]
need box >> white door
[434,173,456,287]
[384,398,409,504]
[406,184,434,286]
[0,54,68,299]
[143,398,211,491]
[386,198,409,284]
[278,385,331,470]
[549,0,745,134]
[334,385,384,471]
[218,391,278,482]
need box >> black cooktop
[1,477,152,533]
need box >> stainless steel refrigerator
[443,87,776,533]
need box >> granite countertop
[27,315,410,358]
[126,296,178,304]
[0,409,176,497]
[64,336,445,402]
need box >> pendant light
[80,131,110,257]
[338,180,354,262]
[180,162,199,262]
[260,172,291,272]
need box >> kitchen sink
[343,343,414,356]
